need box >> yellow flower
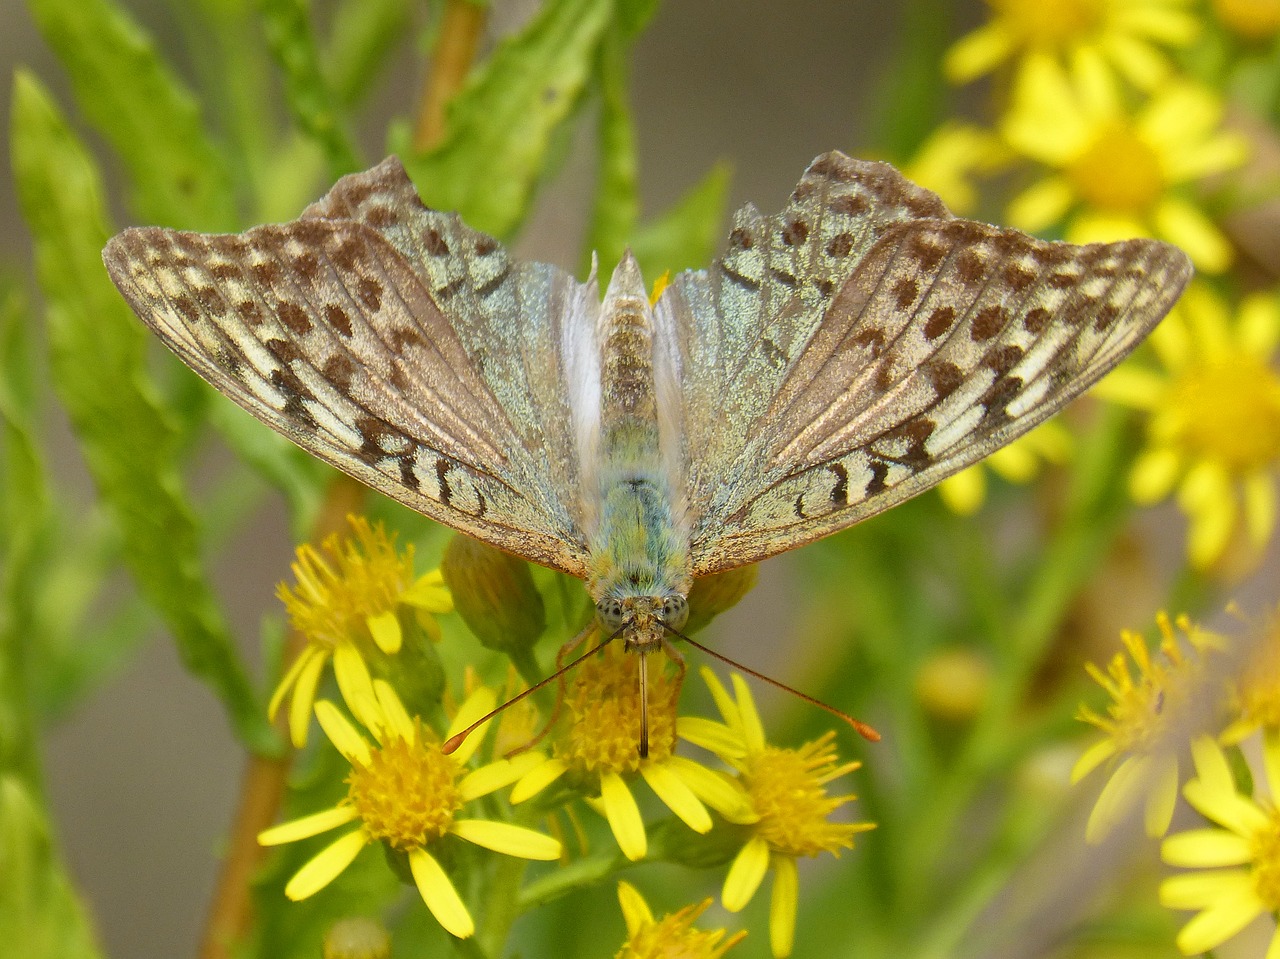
[614,881,746,959]
[681,669,875,958]
[271,515,453,747]
[258,682,557,939]
[902,122,1008,216]
[1003,62,1248,273]
[1223,605,1280,744]
[1214,0,1280,39]
[939,420,1072,515]
[510,642,751,861]
[1073,612,1224,843]
[1098,284,1280,569]
[1160,735,1280,957]
[944,0,1198,91]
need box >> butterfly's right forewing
[103,160,594,576]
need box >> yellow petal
[1086,754,1149,844]
[700,667,741,729]
[1176,884,1265,955]
[284,828,367,900]
[458,752,545,802]
[269,645,320,721]
[677,717,747,759]
[1144,757,1180,837]
[1067,211,1151,246]
[640,762,712,833]
[942,22,1012,83]
[601,771,647,861]
[510,756,568,804]
[409,847,474,939]
[1161,868,1254,909]
[333,643,380,734]
[938,467,985,516]
[315,700,372,767]
[1152,197,1233,274]
[372,679,414,742]
[1242,470,1277,550]
[730,674,765,753]
[288,647,329,749]
[1005,177,1073,232]
[617,881,653,937]
[402,569,454,612]
[770,855,799,959]
[723,836,770,911]
[446,686,497,764]
[1238,293,1280,358]
[1071,738,1118,784]
[1129,446,1182,504]
[366,609,402,655]
[1162,829,1253,867]
[258,805,359,845]
[667,756,758,823]
[450,819,561,860]
[1092,364,1167,410]
[1264,731,1280,798]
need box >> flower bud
[441,535,546,662]
[685,565,758,634]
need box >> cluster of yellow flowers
[1075,605,1280,956]
[920,0,1280,574]
[259,517,871,958]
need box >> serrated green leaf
[401,0,613,238]
[258,0,361,176]
[0,280,47,566]
[0,778,104,959]
[325,0,413,107]
[27,0,237,230]
[10,71,274,754]
[631,161,732,281]
[582,21,639,275]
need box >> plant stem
[197,474,366,959]
[414,0,487,151]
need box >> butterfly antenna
[663,625,881,742]
[638,651,650,759]
[442,625,622,755]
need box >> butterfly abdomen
[586,254,692,604]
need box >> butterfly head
[595,593,689,652]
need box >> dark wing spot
[435,458,454,506]
[325,304,354,336]
[909,235,948,271]
[826,232,854,257]
[782,218,810,246]
[986,344,1024,376]
[892,277,919,311]
[389,327,423,353]
[830,192,870,217]
[956,249,988,285]
[250,260,283,285]
[829,463,849,505]
[926,360,964,398]
[356,276,383,311]
[331,240,361,271]
[322,354,355,390]
[235,300,264,326]
[728,227,755,251]
[474,236,498,256]
[815,277,835,297]
[422,228,449,256]
[852,327,886,358]
[1094,302,1121,331]
[971,305,1005,341]
[719,261,761,291]
[210,263,241,281]
[1002,263,1036,292]
[365,205,397,228]
[770,268,799,288]
[1023,306,1051,334]
[173,295,201,324]
[866,460,890,495]
[924,306,956,340]
[292,252,321,283]
[1047,271,1080,289]
[279,301,312,334]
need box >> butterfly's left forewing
[666,154,1192,576]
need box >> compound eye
[661,595,689,630]
[596,598,626,632]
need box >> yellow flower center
[1214,0,1280,40]
[1068,124,1165,214]
[616,900,744,959]
[555,643,681,775]
[990,0,1103,45]
[347,724,462,850]
[742,733,869,859]
[279,517,416,647]
[1163,356,1280,471]
[1250,807,1280,909]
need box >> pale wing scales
[676,160,1191,576]
[103,195,593,576]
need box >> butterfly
[103,151,1191,678]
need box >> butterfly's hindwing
[103,161,594,575]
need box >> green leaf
[631,160,732,281]
[582,21,640,275]
[258,0,361,176]
[402,0,613,238]
[0,778,104,959]
[10,71,275,754]
[325,0,413,107]
[27,0,238,230]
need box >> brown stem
[413,0,487,151]
[198,474,367,959]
